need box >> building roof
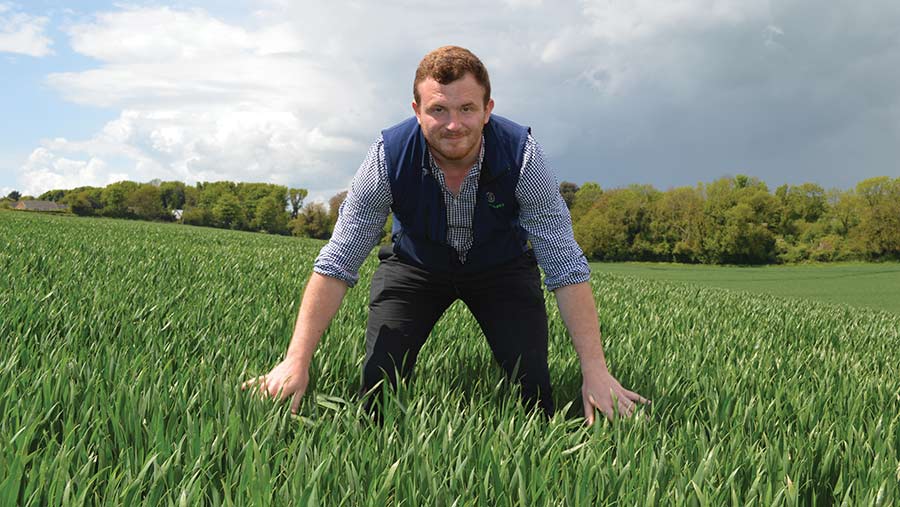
[15,200,68,211]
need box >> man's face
[413,73,494,167]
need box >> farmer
[243,46,647,423]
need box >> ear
[412,101,422,124]
[483,98,494,124]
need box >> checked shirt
[314,133,591,291]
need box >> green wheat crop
[1,211,899,506]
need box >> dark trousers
[360,247,555,417]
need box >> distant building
[14,200,68,212]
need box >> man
[242,46,647,424]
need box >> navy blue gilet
[381,114,531,273]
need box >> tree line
[5,174,899,263]
[4,180,354,240]
[561,175,900,263]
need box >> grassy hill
[591,262,900,314]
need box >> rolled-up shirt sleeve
[515,135,591,291]
[313,137,392,287]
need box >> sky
[2,0,899,202]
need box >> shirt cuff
[312,260,359,288]
[543,260,592,291]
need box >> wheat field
[1,211,898,505]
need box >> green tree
[824,188,860,237]
[101,181,140,218]
[182,207,214,227]
[61,190,100,216]
[6,190,21,201]
[647,186,707,262]
[559,182,579,210]
[775,182,827,241]
[328,191,348,232]
[253,195,289,234]
[212,192,245,229]
[623,184,661,259]
[570,182,602,223]
[236,183,286,227]
[159,181,187,210]
[197,181,238,209]
[574,186,656,261]
[184,186,200,208]
[289,188,309,219]
[855,177,900,257]
[701,176,778,264]
[127,184,166,220]
[38,189,66,201]
[721,201,777,264]
[290,202,332,239]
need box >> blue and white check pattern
[428,140,482,263]
[314,133,591,291]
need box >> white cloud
[19,147,113,195]
[50,7,317,111]
[0,2,53,57]
[20,109,363,195]
[31,5,371,196]
[32,3,575,197]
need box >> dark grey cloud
[278,0,900,191]
[507,0,900,190]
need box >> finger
[619,392,637,415]
[275,383,293,402]
[276,376,295,401]
[290,391,302,414]
[267,379,284,399]
[241,376,263,390]
[626,389,650,405]
[586,393,613,422]
[583,395,595,426]
[618,392,635,410]
[618,399,635,418]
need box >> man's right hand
[240,272,349,415]
[241,358,309,414]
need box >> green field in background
[591,262,900,314]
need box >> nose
[446,111,462,131]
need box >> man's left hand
[581,367,649,424]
